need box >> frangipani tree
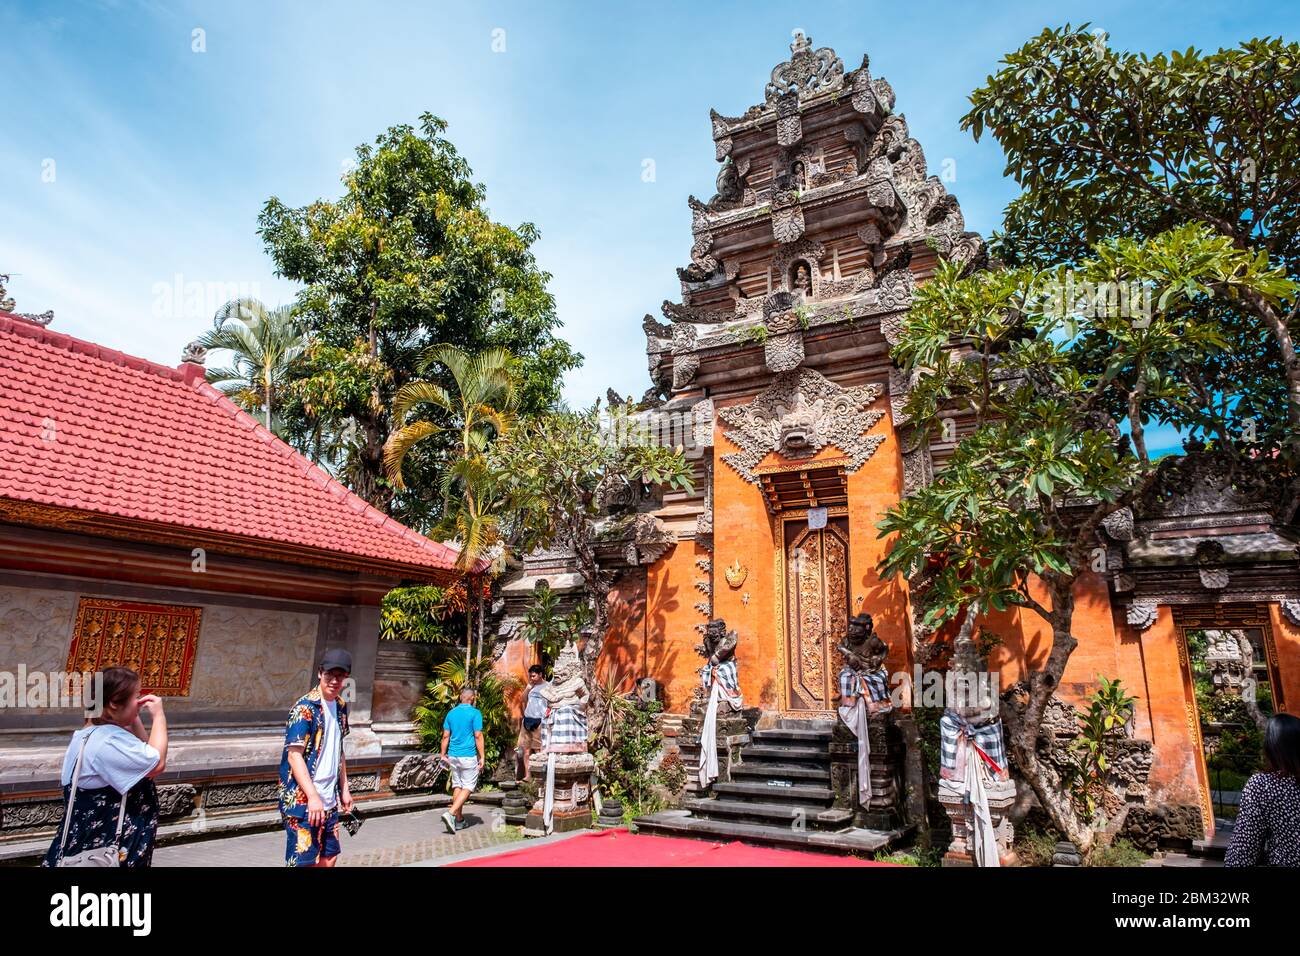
[489,404,693,700]
[878,224,1293,848]
[965,27,1300,448]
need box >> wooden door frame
[1170,602,1284,834]
[774,505,850,718]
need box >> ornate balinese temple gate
[569,32,1300,856]
[622,31,986,850]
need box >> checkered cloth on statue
[701,657,742,707]
[540,674,589,755]
[838,665,891,707]
[939,710,1008,782]
[541,700,589,754]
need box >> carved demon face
[703,619,727,653]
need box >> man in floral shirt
[279,648,353,866]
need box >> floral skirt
[41,778,160,868]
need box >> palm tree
[384,344,517,567]
[384,344,518,671]
[200,299,308,433]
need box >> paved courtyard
[153,805,523,867]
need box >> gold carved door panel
[783,518,849,712]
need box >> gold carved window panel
[66,598,202,697]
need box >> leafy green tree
[489,405,694,686]
[199,299,308,434]
[259,113,580,523]
[877,224,1293,848]
[964,27,1300,448]
[379,584,462,644]
[520,582,592,669]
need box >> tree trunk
[464,588,473,681]
[1005,579,1095,852]
[475,585,485,669]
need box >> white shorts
[449,756,479,791]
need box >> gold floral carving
[66,598,202,697]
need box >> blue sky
[4,0,1297,432]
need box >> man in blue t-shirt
[439,687,484,834]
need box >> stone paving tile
[153,805,520,867]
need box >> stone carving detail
[1102,507,1135,541]
[156,784,197,818]
[1127,600,1159,631]
[1281,599,1300,627]
[774,92,803,147]
[1,798,66,831]
[710,109,734,162]
[764,32,845,103]
[773,240,826,297]
[390,754,447,791]
[719,368,885,483]
[900,435,934,496]
[1196,540,1229,590]
[181,341,208,365]
[877,266,915,312]
[204,781,281,808]
[771,189,805,243]
[631,513,676,566]
[671,322,699,389]
[764,327,805,373]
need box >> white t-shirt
[312,699,342,809]
[524,682,550,720]
[60,725,160,796]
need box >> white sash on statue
[698,680,724,788]
[962,736,1000,867]
[837,695,871,806]
[543,752,557,835]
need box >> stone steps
[751,727,833,744]
[684,797,853,830]
[711,780,834,805]
[741,743,828,762]
[730,762,831,783]
[635,809,906,856]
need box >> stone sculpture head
[702,618,728,656]
[840,612,887,670]
[793,262,812,296]
[551,641,583,686]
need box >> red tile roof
[0,312,464,577]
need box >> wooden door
[783,517,850,712]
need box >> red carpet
[449,828,895,867]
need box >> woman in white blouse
[42,666,169,867]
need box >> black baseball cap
[320,648,353,674]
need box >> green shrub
[414,655,520,788]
